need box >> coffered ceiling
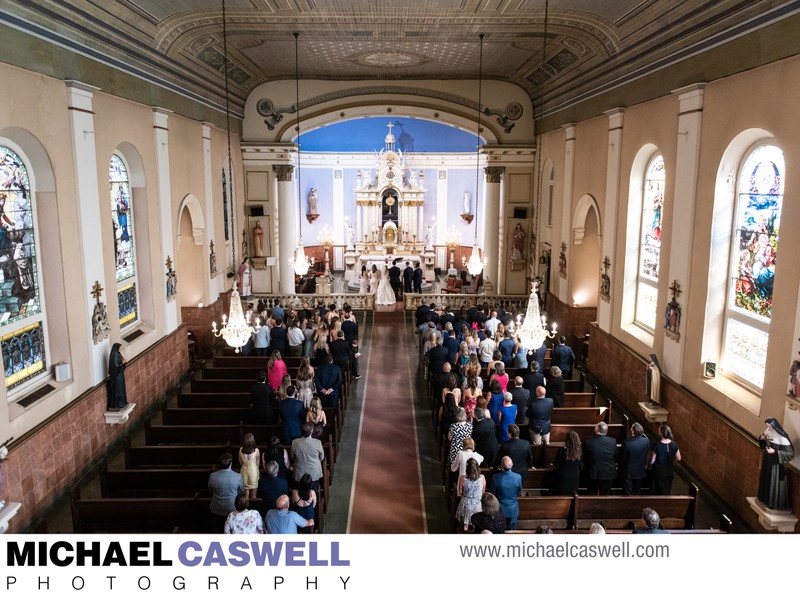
[2,1,799,129]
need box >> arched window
[722,144,783,389]
[634,154,664,331]
[0,145,47,390]
[110,154,138,328]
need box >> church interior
[0,0,798,534]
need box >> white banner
[0,534,796,593]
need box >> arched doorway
[571,194,601,306]
[176,194,206,307]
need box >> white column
[661,84,706,380]
[274,165,297,293]
[356,203,362,244]
[482,167,504,290]
[152,108,178,333]
[65,81,107,385]
[201,123,219,300]
[436,171,448,246]
[598,109,625,331]
[333,169,344,245]
[559,124,576,303]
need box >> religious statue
[0,438,10,510]
[645,354,662,406]
[757,418,794,510]
[107,343,128,410]
[424,222,435,252]
[346,223,356,251]
[165,256,177,302]
[253,220,265,257]
[209,240,218,278]
[559,242,567,278]
[664,298,681,337]
[238,257,252,297]
[307,188,318,215]
[511,223,525,260]
[788,348,800,398]
[91,301,110,345]
[463,188,471,214]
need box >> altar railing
[249,293,529,312]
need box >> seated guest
[633,507,669,534]
[265,494,314,534]
[470,492,506,534]
[256,460,289,516]
[224,493,265,534]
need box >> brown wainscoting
[588,322,798,533]
[544,292,597,342]
[3,325,190,532]
[182,298,226,356]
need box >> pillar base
[746,497,798,532]
[104,403,136,425]
[639,401,669,423]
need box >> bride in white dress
[359,266,369,294]
[375,262,397,305]
[368,264,379,294]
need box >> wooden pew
[517,496,575,530]
[550,406,610,425]
[573,483,700,530]
[549,421,628,444]
[561,393,597,408]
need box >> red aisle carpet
[347,307,426,533]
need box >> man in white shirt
[253,316,270,357]
[479,330,496,367]
[484,311,501,336]
[287,319,305,357]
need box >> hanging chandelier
[288,31,313,277]
[211,0,257,352]
[468,33,488,277]
[517,280,557,351]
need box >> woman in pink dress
[267,351,287,391]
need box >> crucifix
[90,280,110,344]
[91,281,104,301]
[669,279,682,300]
[602,256,611,274]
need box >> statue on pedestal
[757,418,794,510]
[253,221,264,257]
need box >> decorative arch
[176,194,206,246]
[572,194,601,246]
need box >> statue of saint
[424,222,435,251]
[757,418,794,510]
[511,223,525,260]
[253,221,264,257]
[307,188,318,214]
[107,343,128,410]
[463,188,471,214]
[346,223,356,251]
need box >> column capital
[672,83,707,113]
[152,107,172,129]
[561,123,577,141]
[604,108,625,130]
[484,166,504,183]
[273,164,295,182]
[65,80,100,111]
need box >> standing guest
[583,421,618,495]
[497,331,516,367]
[287,320,305,357]
[295,356,315,408]
[547,366,565,407]
[526,386,554,445]
[550,335,576,379]
[249,371,274,425]
[455,341,471,381]
[470,493,506,534]
[341,310,358,345]
[455,458,485,532]
[291,423,325,493]
[270,318,288,356]
[441,372,462,409]
[315,353,343,410]
[650,423,681,495]
[313,322,330,366]
[208,452,244,533]
[276,373,293,402]
[509,376,530,425]
[486,378,504,427]
[403,261,413,295]
[428,335,451,378]
[439,393,460,444]
[271,301,285,322]
[305,396,327,440]
[256,460,289,516]
[359,266,370,294]
[452,437,484,477]
[491,456,522,530]
[262,436,290,480]
[447,408,473,468]
[621,422,650,495]
[301,318,316,358]
[484,310,501,336]
[529,341,547,373]
[278,385,305,445]
[497,393,517,444]
[290,473,317,534]
[478,330,496,368]
[493,424,532,481]
[554,430,582,496]
[443,324,461,366]
[512,336,528,369]
[224,493,265,534]
[253,317,270,357]
[489,362,510,394]
[238,432,261,499]
[471,407,499,467]
[522,360,546,395]
[267,351,287,391]
[265,494,314,534]
[757,417,794,510]
[329,330,351,378]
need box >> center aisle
[347,307,427,533]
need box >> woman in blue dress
[497,393,517,443]
[290,473,317,534]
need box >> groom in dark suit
[412,261,423,293]
[389,259,402,300]
[402,261,413,295]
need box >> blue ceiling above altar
[300,118,481,153]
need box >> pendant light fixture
[288,31,313,277]
[467,33,488,277]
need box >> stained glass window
[635,154,664,330]
[110,154,139,329]
[1,322,46,389]
[0,146,41,326]
[722,145,783,389]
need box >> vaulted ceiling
[2,1,799,130]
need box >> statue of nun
[107,342,128,410]
[757,417,794,510]
[645,353,662,406]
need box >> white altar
[343,123,436,286]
